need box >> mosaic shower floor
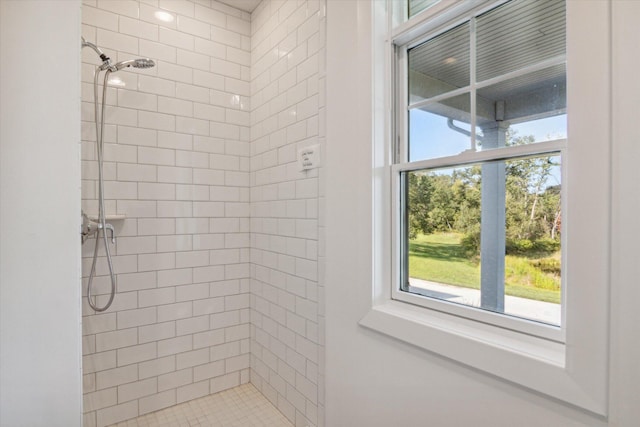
[108,383,293,427]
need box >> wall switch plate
[298,145,320,171]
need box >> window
[360,0,610,415]
[394,0,567,335]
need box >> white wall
[0,1,83,426]
[325,1,640,426]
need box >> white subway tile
[157,234,193,252]
[194,38,226,59]
[157,166,192,184]
[83,387,117,413]
[176,150,208,168]
[158,368,192,392]
[117,307,157,329]
[193,70,225,90]
[117,271,157,292]
[193,360,225,382]
[209,280,239,298]
[193,168,224,185]
[83,6,119,31]
[117,236,157,255]
[177,380,209,404]
[118,377,157,403]
[157,301,193,322]
[140,39,177,63]
[96,400,138,427]
[169,279,208,301]
[193,201,224,217]
[117,200,157,217]
[138,390,176,416]
[137,218,175,235]
[157,201,192,217]
[193,136,225,154]
[194,4,225,28]
[193,296,224,316]
[139,287,176,307]
[118,88,157,111]
[157,267,193,287]
[176,347,209,369]
[194,103,225,122]
[138,182,175,200]
[158,131,193,150]
[193,329,225,349]
[83,350,117,374]
[159,0,194,18]
[139,355,175,379]
[193,265,225,283]
[139,4,177,30]
[158,96,193,117]
[97,0,139,18]
[117,342,157,366]
[157,61,193,84]
[176,250,210,268]
[157,335,192,357]
[209,341,240,362]
[210,26,242,49]
[138,75,176,97]
[104,105,137,127]
[176,184,210,201]
[176,316,210,336]
[177,15,210,39]
[97,28,138,55]
[159,27,194,51]
[104,181,137,199]
[209,371,240,394]
[118,163,156,182]
[96,328,138,352]
[119,15,158,41]
[210,218,239,233]
[138,146,175,166]
[176,218,209,234]
[95,364,138,390]
[176,83,210,103]
[139,111,176,132]
[192,234,225,250]
[176,117,210,136]
[210,58,241,79]
[83,313,116,335]
[138,321,176,344]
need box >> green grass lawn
[409,233,561,304]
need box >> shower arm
[81,36,112,70]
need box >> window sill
[359,300,606,416]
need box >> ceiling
[217,0,261,13]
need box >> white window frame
[360,0,610,415]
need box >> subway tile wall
[249,1,326,426]
[81,1,252,426]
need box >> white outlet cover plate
[298,145,320,171]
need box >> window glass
[409,23,470,103]
[403,153,562,325]
[409,93,472,161]
[476,0,566,82]
[477,64,566,149]
[408,0,441,19]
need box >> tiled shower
[80,1,325,426]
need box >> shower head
[113,58,156,71]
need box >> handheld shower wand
[81,38,155,312]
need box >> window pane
[403,153,562,325]
[409,93,471,161]
[408,0,440,19]
[476,0,566,82]
[409,23,469,103]
[476,64,566,149]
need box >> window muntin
[395,0,566,334]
